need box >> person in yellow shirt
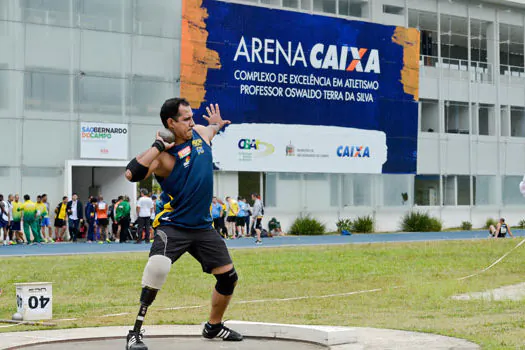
[54,196,68,242]
[225,196,239,238]
[18,194,43,244]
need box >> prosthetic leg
[126,255,172,350]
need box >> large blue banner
[181,0,419,174]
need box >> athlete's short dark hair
[160,97,190,128]
[24,194,30,201]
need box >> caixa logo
[238,139,275,157]
[337,145,370,158]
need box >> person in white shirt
[0,194,10,246]
[136,189,154,244]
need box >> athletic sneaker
[255,240,262,245]
[126,329,147,350]
[202,322,243,341]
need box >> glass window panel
[264,173,277,207]
[276,172,302,210]
[414,175,440,206]
[474,176,496,206]
[313,0,335,14]
[0,167,18,195]
[22,0,70,26]
[131,36,178,80]
[511,107,525,138]
[301,0,312,10]
[283,0,300,8]
[77,75,122,115]
[443,175,455,206]
[384,175,411,206]
[129,78,174,116]
[134,0,180,38]
[353,174,372,206]
[76,0,130,32]
[22,120,73,167]
[420,99,439,133]
[457,175,470,205]
[261,0,281,5]
[503,176,524,205]
[0,119,20,166]
[339,0,365,17]
[24,69,70,112]
[445,102,469,134]
[81,30,126,74]
[304,173,330,210]
[329,174,340,207]
[0,2,9,20]
[25,25,71,70]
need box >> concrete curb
[0,322,480,350]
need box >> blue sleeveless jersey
[153,130,213,229]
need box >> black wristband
[152,139,166,152]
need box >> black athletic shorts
[150,225,232,274]
[226,216,237,223]
[54,219,65,228]
[98,218,109,226]
[236,216,246,226]
[255,218,262,230]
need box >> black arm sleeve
[126,158,149,182]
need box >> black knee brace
[214,268,238,296]
[140,286,158,306]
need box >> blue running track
[0,230,523,257]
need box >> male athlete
[124,98,242,349]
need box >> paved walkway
[1,230,522,257]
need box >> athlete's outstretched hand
[203,104,231,129]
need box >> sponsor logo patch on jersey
[178,146,191,159]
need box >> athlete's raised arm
[194,103,230,143]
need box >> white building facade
[0,0,524,230]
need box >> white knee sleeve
[141,255,172,289]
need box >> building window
[133,0,179,38]
[414,175,440,206]
[499,24,524,83]
[261,0,281,6]
[313,0,335,14]
[501,106,510,137]
[24,68,70,112]
[383,5,403,15]
[343,174,373,207]
[445,101,469,134]
[383,175,411,206]
[408,10,437,59]
[128,77,174,116]
[420,99,439,133]
[457,175,470,206]
[22,0,70,27]
[474,176,496,206]
[476,104,495,136]
[265,172,277,207]
[510,107,525,138]
[77,74,122,115]
[503,176,524,205]
[76,0,131,32]
[338,0,367,18]
[282,0,300,8]
[0,68,7,109]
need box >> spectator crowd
[0,190,284,246]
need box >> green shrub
[401,211,442,232]
[289,215,326,236]
[485,218,497,229]
[336,218,353,233]
[351,215,375,233]
[519,220,525,229]
[461,221,472,230]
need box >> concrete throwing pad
[0,321,480,350]
[452,282,525,301]
[14,337,326,350]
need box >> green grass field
[1,240,525,349]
